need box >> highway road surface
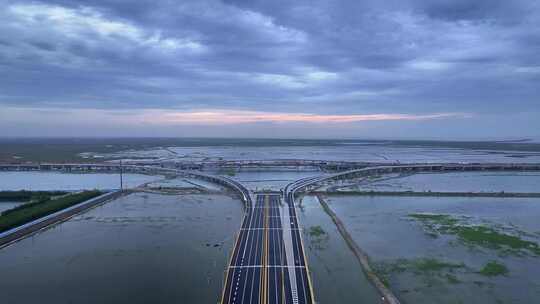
[221,194,314,304]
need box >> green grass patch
[1,197,50,216]
[375,258,465,276]
[455,226,540,254]
[411,258,465,272]
[479,261,509,277]
[408,213,540,256]
[309,225,326,237]
[374,257,517,290]
[409,213,460,226]
[0,190,101,233]
[307,225,329,250]
[373,257,466,289]
[0,190,67,202]
[379,275,391,288]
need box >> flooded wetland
[321,192,540,303]
[297,195,381,303]
[3,0,540,298]
[0,193,242,303]
[1,139,540,303]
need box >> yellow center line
[265,195,270,304]
[260,195,269,304]
[281,197,286,303]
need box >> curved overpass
[285,162,540,202]
[283,162,540,304]
[127,166,253,207]
[0,163,252,207]
[0,165,253,248]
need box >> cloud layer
[0,0,539,137]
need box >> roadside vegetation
[0,190,67,202]
[0,190,101,233]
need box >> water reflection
[0,172,161,191]
[326,195,540,304]
[357,172,540,193]
[0,201,24,213]
[297,195,381,303]
[0,193,242,304]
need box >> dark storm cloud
[0,0,539,117]
[414,0,528,22]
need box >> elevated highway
[285,163,540,199]
[0,159,379,172]
[2,161,540,303]
[281,163,540,304]
[221,193,314,304]
[0,163,252,206]
[3,161,539,174]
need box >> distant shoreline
[1,137,540,163]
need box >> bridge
[0,159,379,172]
[286,163,540,198]
[221,163,517,303]
[0,165,253,249]
[0,162,316,303]
[221,192,315,304]
[3,161,540,303]
[3,160,540,174]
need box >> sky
[0,0,539,139]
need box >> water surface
[84,141,540,164]
[0,192,243,303]
[227,170,322,191]
[0,201,24,213]
[297,195,381,303]
[0,172,161,191]
[356,171,540,193]
[325,195,540,304]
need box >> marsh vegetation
[408,213,540,256]
[326,195,540,304]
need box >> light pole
[120,160,124,191]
